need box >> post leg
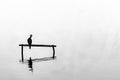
[21,46,24,62]
[52,47,55,59]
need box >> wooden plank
[19,44,56,47]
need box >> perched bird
[27,34,32,49]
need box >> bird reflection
[26,57,56,72]
[28,57,33,72]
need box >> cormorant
[27,34,32,49]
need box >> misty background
[0,0,120,80]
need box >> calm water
[0,0,120,80]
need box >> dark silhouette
[19,44,56,62]
[27,34,32,49]
[28,57,33,72]
[52,46,55,59]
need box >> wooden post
[52,46,55,59]
[21,45,24,62]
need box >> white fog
[0,0,120,80]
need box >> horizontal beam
[19,44,56,47]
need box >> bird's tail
[29,45,31,49]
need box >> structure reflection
[28,57,33,72]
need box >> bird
[27,34,32,49]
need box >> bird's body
[27,35,32,49]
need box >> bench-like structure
[19,44,56,62]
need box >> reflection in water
[19,56,56,72]
[28,57,33,72]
